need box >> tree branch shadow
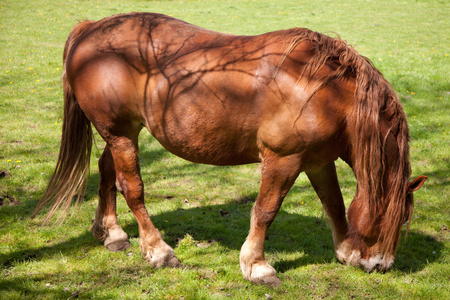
[2,194,443,276]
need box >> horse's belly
[146,104,260,165]
[152,127,260,165]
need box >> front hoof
[249,263,281,288]
[241,259,281,288]
[141,242,180,268]
[149,253,181,268]
[335,240,361,267]
[166,256,181,268]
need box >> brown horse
[33,13,427,286]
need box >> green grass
[1,0,449,299]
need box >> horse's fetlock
[91,220,108,241]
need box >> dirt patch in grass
[0,193,21,207]
[0,170,20,206]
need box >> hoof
[141,241,180,268]
[148,253,181,268]
[166,256,181,268]
[248,263,281,288]
[240,239,281,287]
[102,226,130,252]
[105,239,131,252]
[240,257,281,287]
[335,240,361,267]
[149,252,181,268]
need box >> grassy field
[1,0,449,299]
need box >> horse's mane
[284,28,411,262]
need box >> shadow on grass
[1,137,445,298]
[0,265,156,299]
[1,194,444,276]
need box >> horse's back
[65,12,354,167]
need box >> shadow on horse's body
[34,13,426,286]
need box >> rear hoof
[103,226,130,252]
[105,239,131,252]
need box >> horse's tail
[32,20,95,223]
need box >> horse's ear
[407,176,428,193]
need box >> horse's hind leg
[107,133,180,268]
[305,162,360,266]
[91,145,130,252]
[240,152,302,287]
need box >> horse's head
[345,175,427,272]
[342,97,428,272]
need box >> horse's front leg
[240,152,301,287]
[305,162,360,267]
